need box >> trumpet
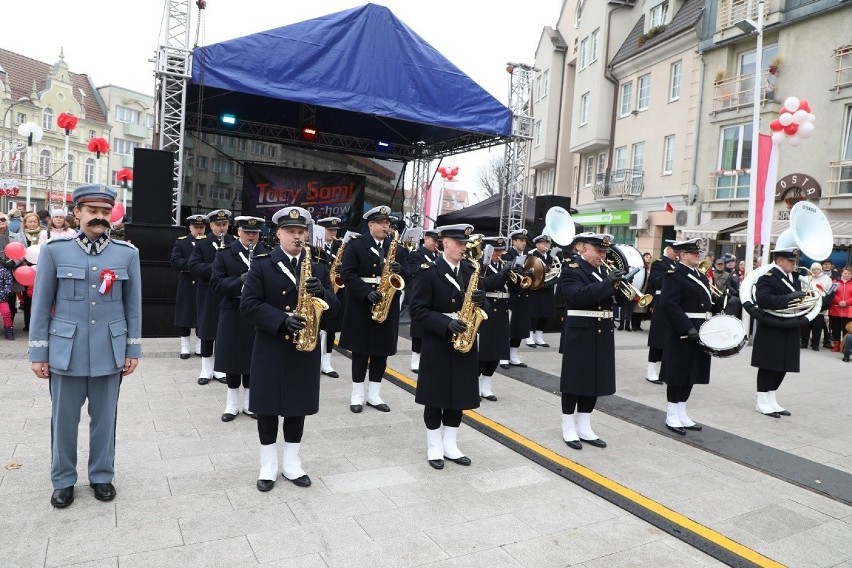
[603,260,653,307]
[505,264,532,289]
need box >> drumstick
[680,329,738,339]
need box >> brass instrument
[371,230,405,322]
[603,259,653,307]
[330,239,346,294]
[505,261,532,288]
[452,236,489,353]
[293,243,329,352]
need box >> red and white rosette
[99,269,117,294]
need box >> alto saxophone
[293,243,329,352]
[371,230,405,323]
[451,257,489,353]
[330,240,346,294]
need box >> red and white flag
[754,133,779,246]
[664,201,674,213]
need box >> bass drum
[697,314,746,358]
[612,244,646,292]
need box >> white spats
[666,402,684,428]
[410,351,420,372]
[258,443,279,481]
[442,426,465,460]
[199,356,213,379]
[509,347,524,365]
[367,381,385,406]
[180,336,190,356]
[561,413,579,442]
[282,442,305,480]
[676,402,696,428]
[224,388,240,415]
[479,376,494,398]
[575,412,599,441]
[646,362,659,382]
[767,391,786,413]
[351,382,366,406]
[755,392,778,415]
[426,428,443,460]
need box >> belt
[565,309,613,318]
[486,292,509,299]
[361,277,380,284]
[685,312,713,320]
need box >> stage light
[302,127,318,142]
[221,114,236,126]
[376,140,391,151]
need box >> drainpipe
[603,1,632,171]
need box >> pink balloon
[451,166,459,174]
[437,166,447,175]
[13,265,35,286]
[446,174,455,181]
[4,241,26,261]
[110,203,125,224]
[798,100,811,113]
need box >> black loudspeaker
[534,195,573,224]
[131,149,174,225]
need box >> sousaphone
[523,207,576,289]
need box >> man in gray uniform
[29,183,142,508]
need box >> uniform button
[91,302,96,306]
[285,306,291,310]
[284,335,290,340]
[92,284,97,288]
[92,267,98,271]
[597,330,601,334]
[91,320,96,325]
[67,272,73,277]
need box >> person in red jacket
[828,267,852,352]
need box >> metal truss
[499,62,536,238]
[410,149,430,227]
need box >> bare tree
[476,154,506,199]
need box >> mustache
[87,219,111,228]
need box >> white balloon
[798,122,815,138]
[771,131,787,145]
[807,113,816,124]
[786,135,801,147]
[784,96,800,112]
[792,110,808,125]
[778,112,794,126]
[24,245,40,265]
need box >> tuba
[293,243,329,352]
[739,201,833,326]
[371,230,405,322]
[452,235,489,353]
[522,206,575,290]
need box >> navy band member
[478,237,512,400]
[241,207,339,491]
[558,233,624,450]
[188,209,234,384]
[645,246,677,384]
[29,183,142,508]
[405,228,439,373]
[316,216,343,378]
[659,239,715,434]
[751,247,803,418]
[527,234,556,348]
[212,216,268,421]
[410,224,485,469]
[171,215,206,358]
[501,229,532,368]
[338,205,404,413]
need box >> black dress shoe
[812,345,819,351]
[411,369,419,374]
[197,376,210,385]
[535,343,550,348]
[428,459,444,470]
[776,409,791,416]
[760,411,781,418]
[482,394,497,401]
[215,375,228,384]
[683,423,703,431]
[180,353,191,360]
[256,479,275,492]
[322,370,340,378]
[580,437,607,448]
[285,474,311,487]
[564,439,582,450]
[221,413,237,422]
[90,483,116,501]
[366,402,391,412]
[350,404,363,413]
[665,424,687,435]
[645,377,664,385]
[243,410,258,420]
[843,355,850,362]
[509,362,527,368]
[526,343,537,348]
[51,486,74,508]
[445,455,471,466]
[499,364,510,369]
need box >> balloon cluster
[87,137,110,158]
[769,97,815,147]
[438,165,459,181]
[3,242,39,286]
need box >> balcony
[707,170,751,201]
[717,0,772,31]
[215,171,233,184]
[826,160,852,197]
[593,169,643,201]
[835,46,852,92]
[124,122,151,139]
[712,70,776,114]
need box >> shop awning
[730,220,852,246]
[678,217,746,239]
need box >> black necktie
[453,266,460,282]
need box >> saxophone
[293,243,329,352]
[330,239,346,294]
[452,239,489,353]
[371,230,405,323]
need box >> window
[631,142,645,172]
[235,163,244,177]
[113,138,139,156]
[839,106,852,194]
[237,138,247,151]
[39,149,52,176]
[266,145,276,158]
[580,38,589,70]
[15,112,25,125]
[84,158,95,184]
[534,120,542,146]
[115,105,141,124]
[197,183,206,197]
[716,123,753,199]
[146,113,155,128]
[536,75,543,101]
[738,43,778,101]
[539,168,555,195]
[579,92,590,125]
[66,154,74,182]
[250,141,263,154]
[669,61,681,101]
[590,29,600,63]
[597,153,606,176]
[637,74,651,111]
[613,147,627,181]
[662,135,675,174]
[619,82,633,116]
[584,155,595,187]
[89,130,96,140]
[542,69,549,96]
[649,1,669,28]
[42,108,54,131]
[197,156,208,170]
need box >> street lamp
[3,96,31,170]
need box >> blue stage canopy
[187,3,512,160]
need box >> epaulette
[567,262,579,269]
[667,268,676,273]
[252,253,270,259]
[178,235,187,240]
[112,239,137,249]
[762,272,774,278]
[45,236,75,245]
[195,234,207,239]
[420,263,430,269]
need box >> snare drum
[697,314,746,358]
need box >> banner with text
[242,163,365,226]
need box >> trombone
[602,260,653,307]
[697,258,727,299]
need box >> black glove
[367,290,382,305]
[786,291,807,301]
[389,262,403,275]
[685,327,700,342]
[2,259,14,269]
[304,276,323,297]
[240,272,248,283]
[447,319,468,334]
[283,314,306,333]
[606,268,627,283]
[471,289,486,307]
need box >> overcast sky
[5,0,560,201]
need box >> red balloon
[769,119,783,132]
[451,166,459,174]
[110,203,125,224]
[13,265,35,286]
[446,174,455,181]
[439,171,448,179]
[4,242,26,261]
[437,166,447,175]
[798,100,811,113]
[784,123,799,135]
